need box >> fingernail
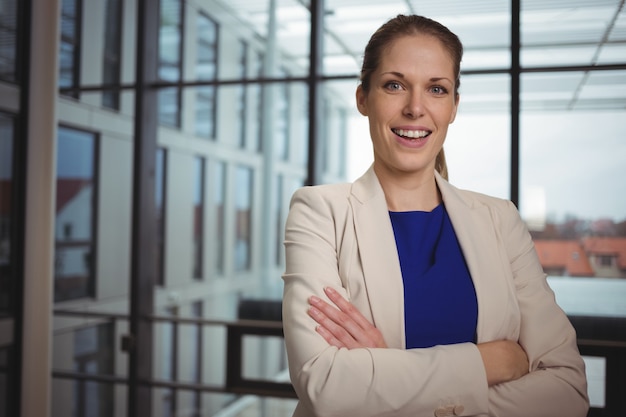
[309,295,321,304]
[324,286,336,294]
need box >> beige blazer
[282,167,588,417]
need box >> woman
[282,14,588,417]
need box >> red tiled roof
[56,178,90,214]
[1,179,90,216]
[533,240,594,276]
[581,237,626,269]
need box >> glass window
[159,0,183,127]
[73,324,114,417]
[230,1,310,78]
[521,75,626,274]
[0,0,18,82]
[321,99,348,179]
[442,73,511,200]
[275,71,290,161]
[324,1,511,75]
[193,157,205,280]
[54,126,97,302]
[274,175,283,266]
[59,0,81,98]
[521,2,617,68]
[102,0,122,110]
[249,50,264,152]
[156,148,167,286]
[0,113,13,314]
[160,307,178,417]
[212,161,225,275]
[195,12,218,139]
[234,165,253,271]
[236,40,248,148]
[190,301,203,413]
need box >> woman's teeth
[393,128,430,139]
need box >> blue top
[389,204,478,349]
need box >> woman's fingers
[308,287,387,349]
[308,297,362,348]
[308,306,349,348]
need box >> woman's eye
[431,86,448,95]
[384,82,402,91]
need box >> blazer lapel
[350,168,406,348]
[436,173,516,342]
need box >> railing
[52,308,626,417]
[53,308,297,400]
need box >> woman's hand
[477,340,529,386]
[308,287,388,349]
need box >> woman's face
[356,33,459,180]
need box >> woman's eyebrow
[381,72,453,84]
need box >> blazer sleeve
[282,187,490,417]
[487,200,589,417]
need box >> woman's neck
[375,167,441,212]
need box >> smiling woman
[282,14,589,417]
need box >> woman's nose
[403,91,425,118]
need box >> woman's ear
[356,85,368,116]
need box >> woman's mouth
[392,128,431,139]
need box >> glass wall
[2,0,623,416]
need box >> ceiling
[213,0,626,112]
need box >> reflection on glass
[0,0,18,82]
[235,166,253,271]
[0,114,13,313]
[54,127,96,302]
